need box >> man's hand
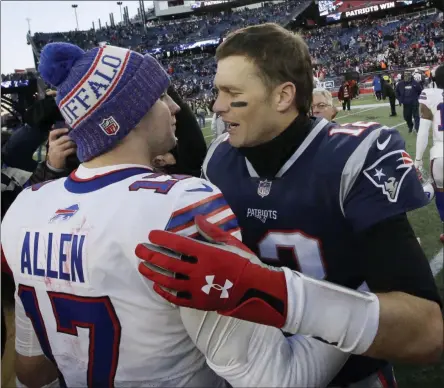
[414,159,423,170]
[46,89,57,97]
[153,152,176,168]
[47,128,76,170]
[136,215,288,328]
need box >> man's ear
[275,82,296,112]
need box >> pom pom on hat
[38,42,85,87]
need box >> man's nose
[213,95,229,114]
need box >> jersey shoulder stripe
[166,193,228,232]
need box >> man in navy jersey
[137,23,443,387]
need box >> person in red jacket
[338,80,351,111]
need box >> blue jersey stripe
[166,195,228,231]
[217,216,239,232]
[64,168,152,193]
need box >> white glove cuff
[282,267,380,355]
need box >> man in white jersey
[415,64,444,242]
[1,42,349,387]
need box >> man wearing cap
[2,42,350,388]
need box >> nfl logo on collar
[258,180,272,198]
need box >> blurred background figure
[338,80,352,111]
[312,88,337,121]
[382,73,397,117]
[396,70,423,133]
[373,75,382,101]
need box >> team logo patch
[257,180,272,198]
[50,204,79,223]
[363,150,413,203]
[201,275,233,298]
[99,116,120,136]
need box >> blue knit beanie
[38,43,169,162]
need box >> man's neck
[257,112,299,146]
[82,148,153,170]
[239,114,313,178]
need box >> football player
[2,42,350,388]
[415,64,444,242]
[137,23,443,388]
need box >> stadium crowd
[26,2,443,101]
[308,13,443,78]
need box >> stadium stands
[24,0,444,101]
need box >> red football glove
[136,215,288,328]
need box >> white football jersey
[2,164,235,387]
[419,87,444,159]
[3,164,352,388]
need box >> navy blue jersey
[203,118,429,385]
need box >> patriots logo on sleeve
[363,150,414,203]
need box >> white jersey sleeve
[179,306,349,387]
[15,292,44,357]
[164,178,240,239]
[167,181,349,387]
[419,88,444,160]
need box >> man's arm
[14,293,59,388]
[336,125,442,362]
[142,179,349,387]
[179,306,349,387]
[357,214,443,363]
[395,83,402,102]
[414,102,433,169]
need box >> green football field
[201,99,444,387]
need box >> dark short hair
[216,23,313,115]
[434,65,444,89]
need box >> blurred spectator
[373,75,382,100]
[382,74,398,116]
[396,71,423,133]
[312,88,337,121]
[338,80,352,111]
[211,112,227,138]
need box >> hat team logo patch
[99,116,120,136]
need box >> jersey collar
[245,118,329,178]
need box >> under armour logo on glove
[136,215,289,328]
[201,275,233,298]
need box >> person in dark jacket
[381,74,397,116]
[162,86,207,177]
[396,71,423,133]
[2,93,65,172]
